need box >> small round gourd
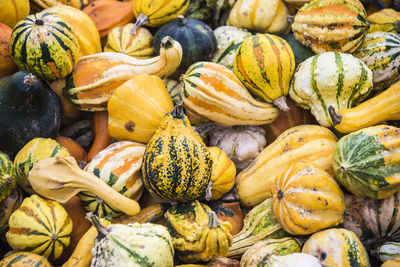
[0,252,52,267]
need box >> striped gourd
[142,102,213,202]
[181,62,280,126]
[353,32,400,90]
[31,0,89,10]
[164,79,181,104]
[10,12,79,81]
[333,125,400,199]
[292,0,369,54]
[233,34,295,111]
[0,186,22,234]
[0,252,52,267]
[0,151,15,202]
[289,52,373,127]
[377,242,400,262]
[79,141,145,217]
[6,194,73,261]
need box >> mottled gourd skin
[142,104,213,202]
[0,152,16,202]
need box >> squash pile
[4,0,400,266]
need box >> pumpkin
[104,24,154,58]
[0,186,23,234]
[0,0,30,28]
[302,228,370,267]
[209,125,267,171]
[271,161,346,235]
[14,138,70,194]
[142,103,213,202]
[164,79,181,104]
[333,125,400,199]
[289,52,373,127]
[208,200,243,235]
[0,72,62,158]
[0,152,15,202]
[88,111,112,161]
[227,0,291,34]
[79,141,145,217]
[267,253,323,266]
[368,8,400,33]
[154,16,217,70]
[376,242,400,262]
[6,194,73,261]
[108,74,174,144]
[233,34,295,111]
[0,252,52,267]
[0,23,17,77]
[180,62,280,126]
[236,125,337,208]
[281,33,315,69]
[292,0,369,53]
[10,12,79,81]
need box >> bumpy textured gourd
[266,253,323,266]
[367,8,400,33]
[0,152,15,202]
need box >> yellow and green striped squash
[292,0,369,54]
[333,125,400,199]
[6,194,73,261]
[0,252,52,267]
[142,102,213,202]
[0,151,16,202]
[79,141,145,217]
[233,34,295,111]
[10,12,79,81]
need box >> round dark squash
[154,15,217,70]
[281,33,315,69]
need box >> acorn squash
[0,23,18,77]
[281,33,315,69]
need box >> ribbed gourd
[0,152,16,202]
[0,252,52,267]
[0,0,30,29]
[10,12,79,81]
[289,52,373,127]
[233,34,295,111]
[292,0,369,53]
[377,242,400,262]
[367,8,400,34]
[142,102,213,202]
[333,125,400,199]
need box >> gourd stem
[207,210,221,229]
[205,180,213,201]
[161,36,173,49]
[177,15,187,26]
[23,73,37,87]
[172,101,185,119]
[86,212,110,240]
[193,122,216,137]
[35,19,44,26]
[328,106,342,125]
[131,13,149,35]
[273,96,290,112]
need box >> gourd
[0,0,30,28]
[208,200,243,235]
[0,23,18,77]
[164,79,181,104]
[0,186,23,234]
[266,253,323,266]
[283,0,311,9]
[0,252,52,267]
[382,257,400,267]
[292,0,369,53]
[14,138,70,194]
[164,201,233,262]
[65,36,182,111]
[31,0,89,10]
[49,79,81,125]
[185,0,213,22]
[209,257,239,267]
[333,125,400,199]
[142,103,213,202]
[376,242,400,262]
[271,161,346,235]
[60,119,94,150]
[154,16,216,70]
[236,125,337,207]
[227,0,291,34]
[227,198,288,258]
[353,32,400,90]
[0,72,62,158]
[108,74,174,144]
[79,141,145,217]
[281,33,315,69]
[88,111,111,161]
[180,62,280,126]
[56,136,87,163]
[289,52,373,127]
[368,8,400,33]
[209,125,267,171]
[6,194,73,261]
[302,228,370,267]
[10,12,79,81]
[104,24,154,58]
[233,34,295,111]
[0,152,16,202]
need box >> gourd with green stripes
[353,32,400,90]
[289,52,373,127]
[377,242,400,262]
[79,141,145,217]
[0,151,16,202]
[10,12,79,81]
[0,252,52,267]
[163,79,181,104]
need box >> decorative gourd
[164,201,233,262]
[205,0,236,26]
[240,238,301,267]
[289,52,373,127]
[154,16,217,70]
[227,0,291,34]
[284,0,311,9]
[0,23,17,77]
[211,26,252,68]
[60,119,94,150]
[0,252,52,267]
[266,253,323,266]
[104,24,154,58]
[142,103,213,202]
[208,257,239,267]
[368,8,400,33]
[271,161,346,235]
[164,79,181,104]
[31,0,89,10]
[46,5,102,58]
[181,62,280,126]
[49,79,81,125]
[353,32,400,90]
[208,200,243,235]
[376,242,400,262]
[88,111,111,161]
[0,186,23,234]
[6,194,73,261]
[233,34,295,111]
[10,12,79,81]
[0,0,30,28]
[236,125,337,207]
[65,36,182,111]
[56,136,87,163]
[0,152,15,202]
[209,125,267,171]
[185,0,213,22]
[333,125,400,199]
[227,198,288,258]
[292,0,369,53]
[89,214,174,267]
[281,33,315,69]
[302,228,370,267]
[79,141,145,217]
[14,138,70,194]
[108,74,174,144]
[382,257,400,267]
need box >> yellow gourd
[0,0,30,28]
